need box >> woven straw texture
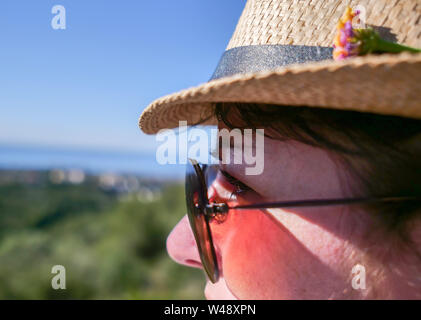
[139,0,421,134]
[227,0,421,48]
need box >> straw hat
[139,0,421,134]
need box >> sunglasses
[185,158,419,283]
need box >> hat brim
[139,53,421,134]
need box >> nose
[166,215,203,269]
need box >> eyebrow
[219,168,253,192]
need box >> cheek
[210,209,303,299]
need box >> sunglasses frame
[185,158,420,283]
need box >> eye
[219,169,252,197]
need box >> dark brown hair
[214,102,421,246]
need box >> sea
[0,144,185,180]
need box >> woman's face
[166,121,419,299]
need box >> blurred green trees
[0,175,205,299]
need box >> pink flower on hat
[333,6,420,61]
[333,7,360,60]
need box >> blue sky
[0,0,245,154]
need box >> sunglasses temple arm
[229,196,420,210]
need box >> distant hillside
[0,170,204,299]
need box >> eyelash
[219,170,252,196]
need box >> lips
[204,277,238,300]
